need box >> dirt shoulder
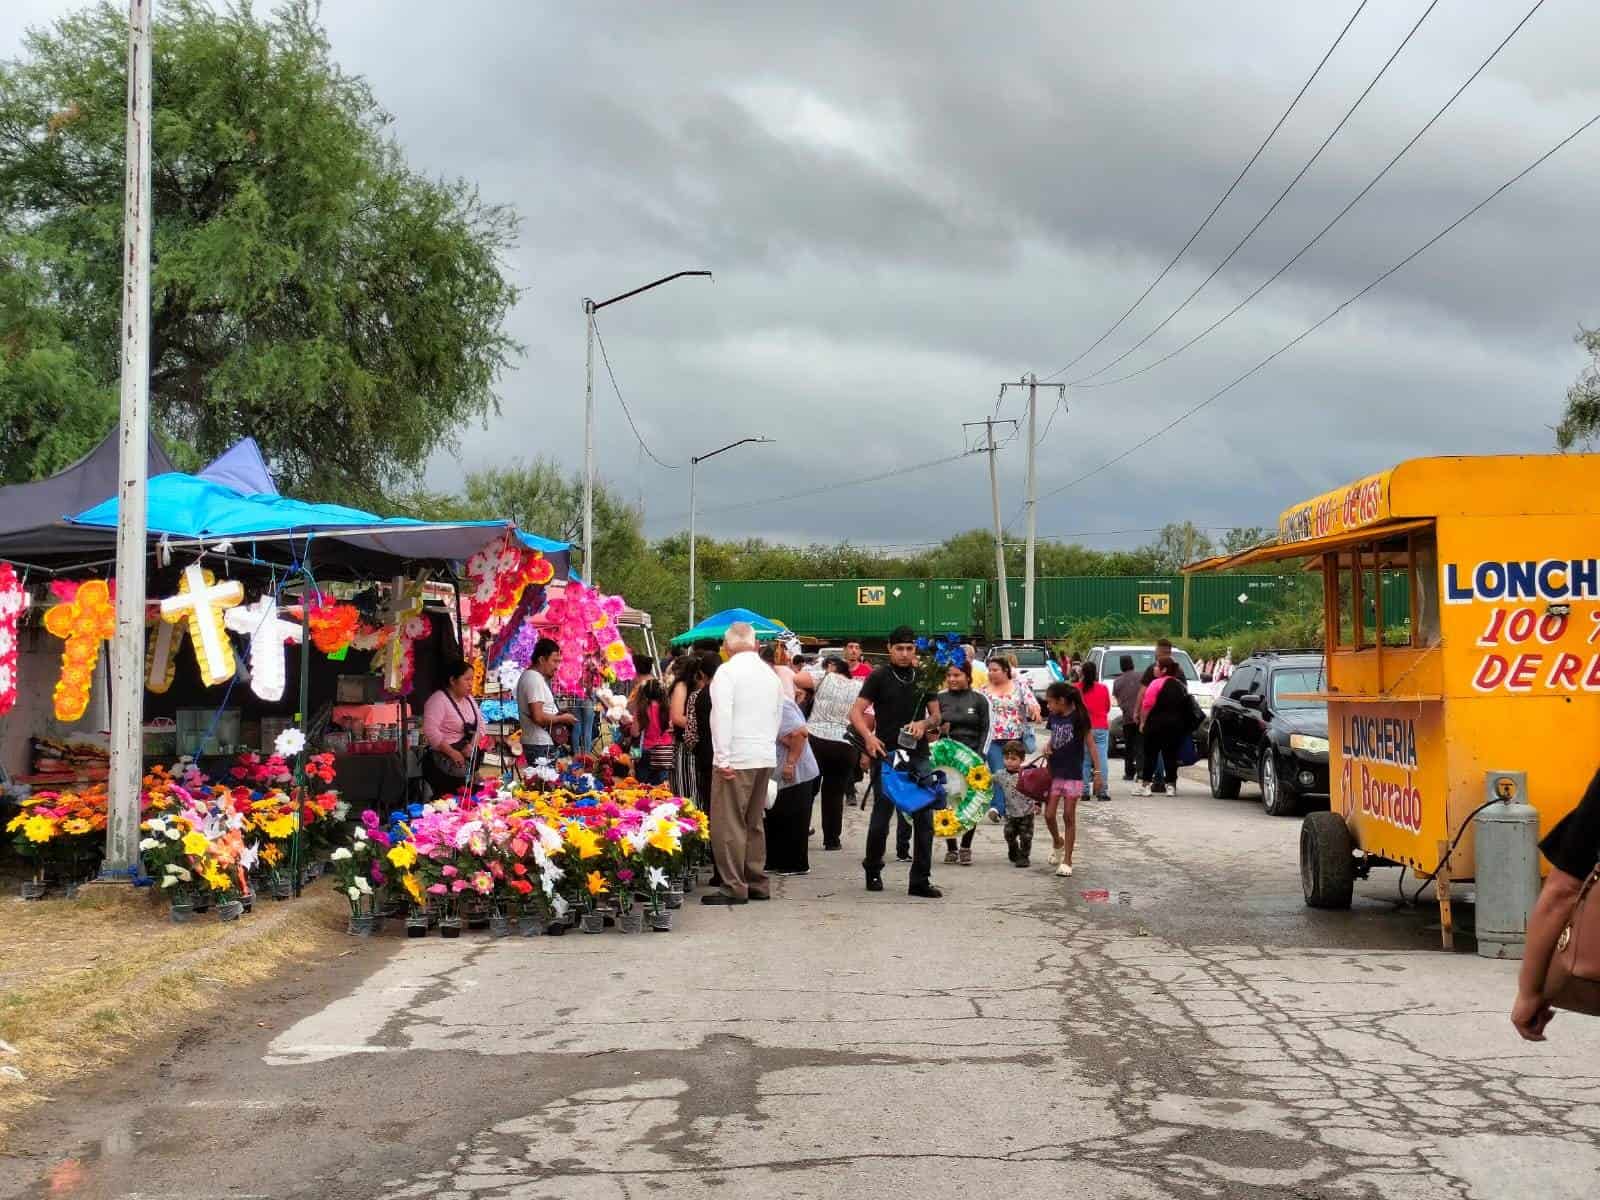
[0,885,362,1143]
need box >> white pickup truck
[1084,644,1214,755]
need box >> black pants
[1004,814,1035,862]
[1121,724,1142,780]
[765,782,814,874]
[946,827,976,854]
[811,736,855,849]
[864,760,933,889]
[1140,724,1182,786]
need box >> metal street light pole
[102,0,153,882]
[689,437,772,630]
[582,270,712,584]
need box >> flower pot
[169,898,195,923]
[666,887,684,910]
[520,913,544,937]
[618,908,644,935]
[347,913,374,937]
[464,898,491,930]
[19,881,46,901]
[405,911,429,938]
[650,910,673,932]
[239,890,254,915]
[268,871,293,901]
[680,872,695,895]
[192,895,212,914]
[217,899,244,922]
[489,911,511,939]
[439,916,462,939]
[579,911,605,934]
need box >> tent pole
[291,540,313,898]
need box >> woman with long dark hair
[422,658,482,801]
[633,676,675,785]
[935,660,990,865]
[1136,659,1189,796]
[1077,660,1112,802]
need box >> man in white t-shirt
[517,637,575,756]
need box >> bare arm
[1513,867,1584,1040]
[669,681,689,730]
[848,696,884,760]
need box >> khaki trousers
[710,767,773,900]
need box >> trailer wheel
[1301,811,1355,910]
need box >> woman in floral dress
[982,656,1040,821]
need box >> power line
[590,317,682,471]
[1073,0,1549,392]
[1065,0,1441,387]
[658,448,984,523]
[1045,0,1370,381]
[1034,106,1600,505]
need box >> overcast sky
[4,1,1597,553]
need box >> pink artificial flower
[427,883,447,896]
[361,810,380,829]
[442,864,459,878]
[451,879,470,894]
[371,830,391,849]
[616,868,634,884]
[370,865,386,887]
[471,871,494,895]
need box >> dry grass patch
[0,886,350,1137]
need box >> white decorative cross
[146,607,187,695]
[160,564,245,687]
[224,595,304,702]
[379,575,425,694]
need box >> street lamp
[689,437,773,628]
[583,270,712,583]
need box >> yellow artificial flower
[604,640,628,664]
[931,809,961,838]
[566,825,602,860]
[182,831,209,856]
[259,815,294,839]
[647,828,680,854]
[387,843,418,869]
[202,866,232,892]
[61,818,93,836]
[585,870,608,896]
[261,843,283,866]
[966,764,993,792]
[5,812,27,834]
[22,815,55,843]
[401,872,425,904]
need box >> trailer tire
[1301,811,1355,910]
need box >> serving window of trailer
[1324,526,1439,651]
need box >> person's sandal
[958,848,973,866]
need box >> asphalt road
[5,768,1599,1200]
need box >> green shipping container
[704,578,985,641]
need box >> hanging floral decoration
[145,604,188,695]
[462,537,554,632]
[542,581,636,692]
[223,595,305,703]
[43,578,117,722]
[160,564,245,688]
[307,595,360,655]
[357,576,431,696]
[0,564,26,717]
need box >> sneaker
[958,848,973,866]
[1095,793,1112,802]
[987,808,1002,824]
[1014,858,1030,868]
[943,850,959,864]
[1048,845,1063,866]
[865,875,884,892]
[1132,784,1150,797]
[908,884,944,899]
[1055,862,1073,877]
[896,851,912,862]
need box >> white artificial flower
[353,876,373,896]
[497,662,522,693]
[346,886,361,901]
[0,664,12,694]
[330,847,353,861]
[534,766,559,784]
[550,894,570,918]
[352,826,368,841]
[160,876,178,889]
[165,827,181,841]
[239,842,260,871]
[332,801,350,821]
[170,865,192,882]
[139,837,159,851]
[273,728,307,758]
[646,866,669,891]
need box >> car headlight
[1289,734,1329,754]
[1196,693,1213,712]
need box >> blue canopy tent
[670,607,788,647]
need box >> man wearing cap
[849,626,941,899]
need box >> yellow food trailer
[1188,454,1600,929]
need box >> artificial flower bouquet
[6,784,109,888]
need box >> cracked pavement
[5,771,1598,1200]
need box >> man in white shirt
[517,637,575,760]
[704,622,783,906]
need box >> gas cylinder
[1474,771,1541,960]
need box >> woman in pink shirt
[1077,661,1112,801]
[422,658,482,801]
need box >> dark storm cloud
[3,0,1596,548]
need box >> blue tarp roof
[196,437,278,496]
[670,607,787,646]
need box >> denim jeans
[1083,729,1109,795]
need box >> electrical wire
[1032,106,1600,506]
[1408,797,1503,905]
[590,318,682,471]
[1072,0,1548,392]
[659,449,983,523]
[1046,0,1370,381]
[1066,0,1442,387]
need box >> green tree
[0,0,520,501]
[1222,526,1273,554]
[1138,522,1215,573]
[1556,327,1600,450]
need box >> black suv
[1207,651,1329,816]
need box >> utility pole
[963,416,1018,641]
[1181,523,1196,640]
[581,271,712,585]
[101,0,152,883]
[688,436,772,630]
[998,374,1065,642]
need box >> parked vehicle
[1206,651,1329,816]
[984,643,1062,702]
[1084,644,1211,755]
